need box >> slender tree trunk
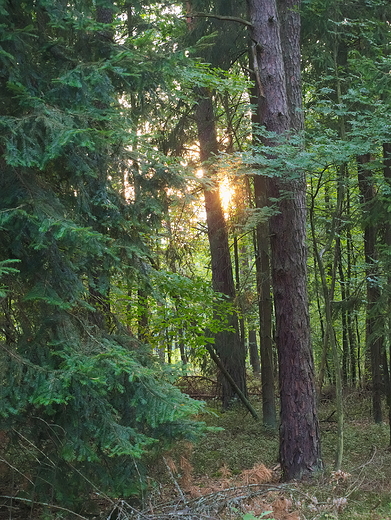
[337,236,349,385]
[309,177,325,385]
[248,328,261,375]
[357,153,383,424]
[195,90,247,408]
[346,192,358,386]
[253,176,277,428]
[310,169,345,470]
[247,0,322,480]
[234,235,246,354]
[249,74,276,427]
[317,183,334,387]
[383,142,391,442]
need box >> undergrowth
[1,389,391,519]
[154,389,391,520]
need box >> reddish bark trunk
[195,90,247,408]
[247,0,322,479]
[383,143,391,443]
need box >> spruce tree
[0,0,205,507]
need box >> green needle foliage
[0,0,206,507]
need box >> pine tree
[247,0,322,480]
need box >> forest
[1,0,391,519]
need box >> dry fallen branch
[163,456,188,504]
[105,483,290,520]
[185,482,288,513]
[0,495,88,520]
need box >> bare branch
[0,496,88,519]
[189,12,253,28]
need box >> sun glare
[219,177,235,214]
[196,168,235,216]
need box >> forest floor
[1,385,391,519]
[141,384,391,520]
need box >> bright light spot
[219,177,235,214]
[196,168,203,178]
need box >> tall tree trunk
[357,153,383,424]
[337,236,349,385]
[195,90,247,408]
[383,142,391,443]
[253,176,277,428]
[234,235,247,355]
[249,74,276,428]
[247,0,322,480]
[346,191,358,386]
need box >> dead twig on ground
[163,456,188,504]
[0,495,88,519]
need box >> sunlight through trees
[1,0,391,514]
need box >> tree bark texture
[277,0,303,133]
[247,0,322,480]
[383,142,391,443]
[195,90,247,408]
